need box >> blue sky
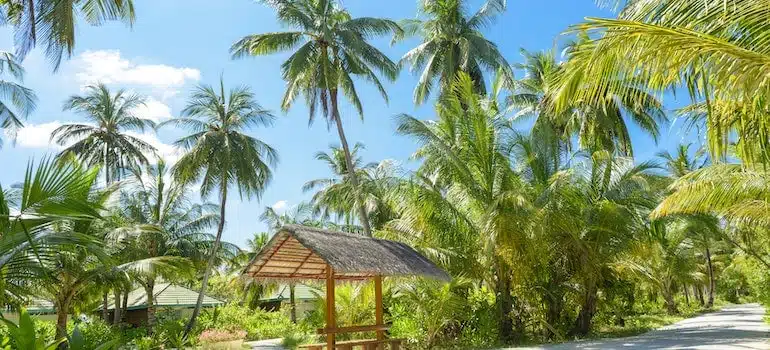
[0,0,698,248]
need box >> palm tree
[51,84,156,184]
[655,143,720,308]
[0,157,102,306]
[160,77,277,335]
[549,151,661,335]
[395,73,531,342]
[560,0,770,161]
[231,232,273,310]
[110,161,225,333]
[4,0,136,70]
[231,0,401,237]
[399,0,513,104]
[0,52,36,148]
[617,220,699,315]
[302,143,399,230]
[511,47,666,156]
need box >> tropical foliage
[4,0,770,349]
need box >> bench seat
[298,338,404,350]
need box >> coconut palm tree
[160,77,277,335]
[0,157,102,305]
[109,160,226,332]
[511,47,666,156]
[0,52,36,148]
[398,0,513,104]
[617,220,698,315]
[395,73,531,342]
[302,143,399,230]
[561,0,770,161]
[231,0,401,237]
[4,0,136,70]
[549,151,662,335]
[51,84,156,184]
[655,143,721,308]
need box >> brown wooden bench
[298,324,403,350]
[298,338,404,350]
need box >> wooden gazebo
[243,225,450,349]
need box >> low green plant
[69,318,118,349]
[68,326,120,350]
[198,304,301,341]
[281,331,312,349]
[0,308,64,350]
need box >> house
[260,284,321,319]
[106,283,224,327]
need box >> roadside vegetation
[2,0,770,349]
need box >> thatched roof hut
[242,224,450,282]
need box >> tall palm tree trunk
[663,283,679,315]
[571,280,598,336]
[289,284,297,323]
[330,89,372,237]
[121,290,128,322]
[705,247,715,308]
[696,284,705,306]
[55,296,72,349]
[185,184,228,336]
[102,291,109,321]
[145,280,156,334]
[683,282,690,306]
[113,289,122,325]
[495,257,515,343]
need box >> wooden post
[374,275,384,344]
[326,266,336,349]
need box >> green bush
[69,318,118,349]
[198,303,302,341]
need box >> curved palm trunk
[696,284,705,306]
[663,281,679,315]
[705,247,715,308]
[185,184,228,337]
[330,89,372,237]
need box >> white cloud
[14,121,64,149]
[74,50,200,90]
[134,97,173,123]
[271,200,288,214]
[14,122,180,165]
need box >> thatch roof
[243,225,451,282]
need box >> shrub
[198,329,247,344]
[198,304,302,341]
[69,318,118,349]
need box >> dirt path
[513,303,770,349]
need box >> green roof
[107,283,224,311]
[24,299,55,314]
[261,284,321,302]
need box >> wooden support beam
[289,250,316,278]
[374,275,384,345]
[326,265,336,349]
[250,234,289,276]
[317,324,389,335]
